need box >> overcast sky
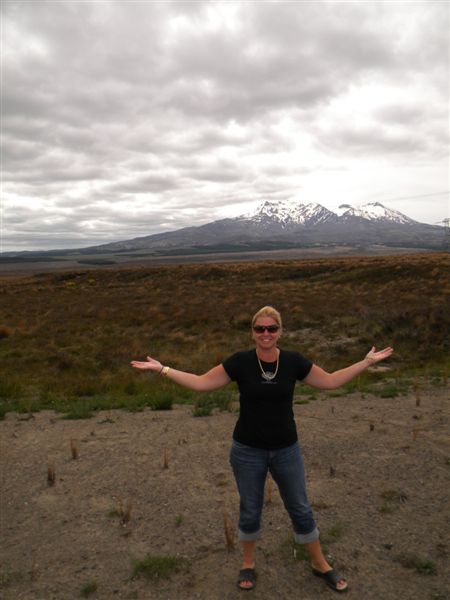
[2,0,449,252]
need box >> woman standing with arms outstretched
[131,306,393,593]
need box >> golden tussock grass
[70,438,79,460]
[0,253,448,415]
[223,509,235,550]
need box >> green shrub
[192,404,213,417]
[149,394,173,411]
[131,555,187,580]
[397,553,437,575]
[0,379,24,399]
[61,402,94,420]
[80,580,97,597]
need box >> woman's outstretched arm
[303,346,394,390]
[130,356,231,392]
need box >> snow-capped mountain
[242,200,338,228]
[6,199,444,258]
[79,199,442,255]
[242,199,417,228]
[339,202,417,225]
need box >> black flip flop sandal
[312,568,348,593]
[238,567,257,591]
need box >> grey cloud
[107,174,182,194]
[163,2,398,119]
[2,137,45,167]
[4,165,102,185]
[3,150,105,184]
[263,165,313,177]
[2,86,52,120]
[186,126,251,151]
[186,168,243,184]
[2,0,448,250]
[320,125,429,156]
[4,202,177,251]
[373,105,428,125]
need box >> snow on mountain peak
[238,199,416,228]
[342,202,415,224]
[241,199,336,227]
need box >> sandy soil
[1,386,449,600]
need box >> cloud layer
[2,0,449,250]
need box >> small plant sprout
[381,490,408,503]
[80,580,97,597]
[413,379,421,407]
[329,465,336,477]
[223,509,235,550]
[412,426,422,441]
[379,489,408,513]
[110,497,133,525]
[175,515,183,527]
[119,498,133,526]
[47,458,56,486]
[70,438,79,460]
[163,449,169,469]
[30,560,39,582]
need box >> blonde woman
[131,306,393,593]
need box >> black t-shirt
[222,348,313,450]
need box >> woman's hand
[130,360,230,392]
[364,346,394,365]
[130,356,163,373]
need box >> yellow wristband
[161,366,170,377]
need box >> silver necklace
[257,351,279,381]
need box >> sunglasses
[253,325,280,333]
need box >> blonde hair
[251,306,282,329]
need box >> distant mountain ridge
[3,200,446,258]
[75,199,443,256]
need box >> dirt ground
[1,386,449,600]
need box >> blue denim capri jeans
[229,439,320,544]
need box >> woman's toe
[337,578,348,590]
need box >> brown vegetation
[0,253,448,418]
